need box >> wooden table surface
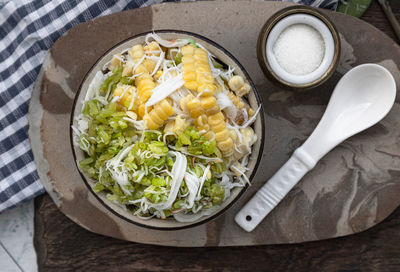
[34,1,400,271]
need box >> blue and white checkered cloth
[0,0,338,213]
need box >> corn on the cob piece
[181,45,215,96]
[134,64,156,118]
[208,112,234,156]
[228,75,251,97]
[143,99,174,130]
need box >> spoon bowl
[302,63,397,161]
[235,64,396,232]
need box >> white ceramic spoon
[235,64,397,232]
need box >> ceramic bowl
[71,30,265,230]
[257,6,341,90]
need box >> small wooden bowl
[257,6,341,90]
[71,30,265,230]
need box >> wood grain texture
[361,0,400,42]
[35,194,400,271]
[35,1,400,271]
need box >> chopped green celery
[144,131,160,142]
[202,140,216,156]
[113,182,124,197]
[109,116,127,130]
[148,157,166,168]
[178,133,191,145]
[93,183,105,193]
[79,157,94,167]
[212,162,226,174]
[119,76,134,85]
[209,183,225,205]
[152,177,166,186]
[187,145,202,155]
[173,200,184,209]
[148,141,168,155]
[97,128,111,144]
[163,210,171,217]
[84,167,97,178]
[189,129,200,140]
[101,66,122,94]
[166,157,174,168]
[174,53,182,65]
[175,139,183,149]
[144,186,162,203]
[83,100,100,117]
[107,194,118,202]
[125,162,137,170]
[140,177,152,186]
[194,165,204,177]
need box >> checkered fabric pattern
[0,0,337,213]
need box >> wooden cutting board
[29,0,400,246]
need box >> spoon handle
[235,147,317,232]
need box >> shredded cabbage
[73,35,260,221]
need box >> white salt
[273,24,325,75]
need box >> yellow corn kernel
[207,112,225,127]
[227,91,245,110]
[128,44,145,63]
[181,45,195,55]
[228,75,251,97]
[215,130,230,142]
[186,97,204,118]
[194,115,214,140]
[217,137,234,154]
[113,85,135,108]
[144,41,161,56]
[122,60,134,77]
[248,108,255,117]
[154,70,163,80]
[138,104,152,119]
[200,96,219,115]
[174,115,188,134]
[200,96,216,109]
[108,53,123,71]
[143,59,156,73]
[143,99,174,130]
[164,120,175,133]
[180,94,195,112]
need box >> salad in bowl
[71,31,264,229]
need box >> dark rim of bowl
[257,6,341,90]
[70,29,265,231]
